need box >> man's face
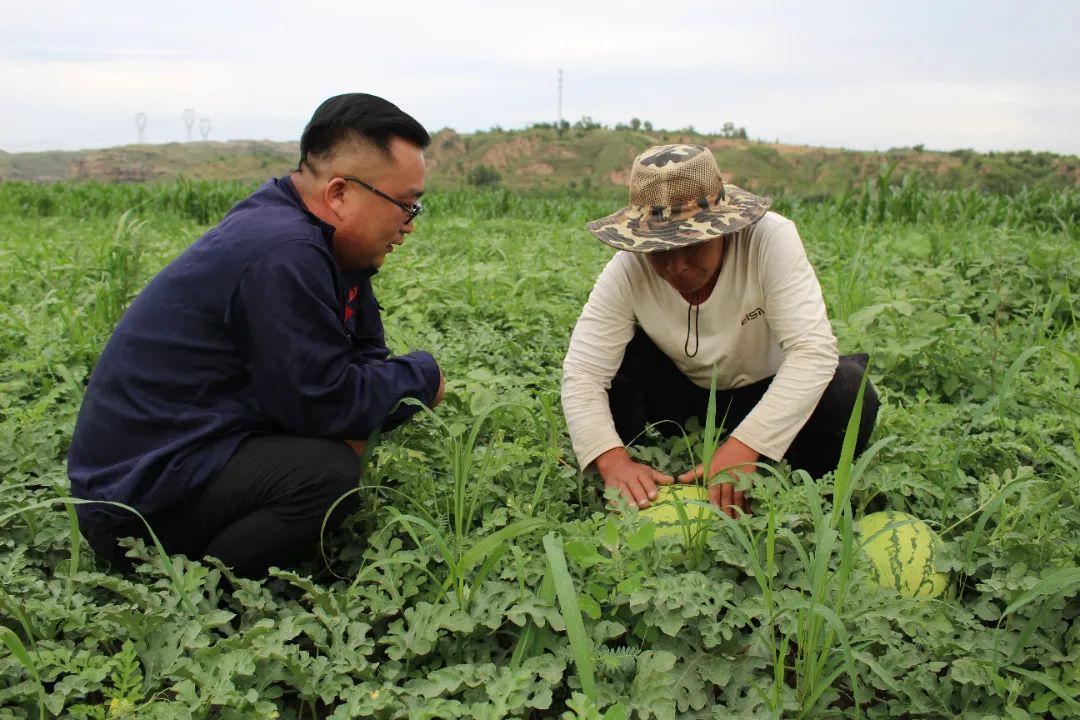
[645,237,724,295]
[326,136,426,270]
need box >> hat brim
[585,184,772,253]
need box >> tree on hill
[573,116,602,131]
[721,122,748,139]
[467,165,501,187]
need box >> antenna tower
[134,112,147,143]
[199,117,211,140]
[557,69,563,126]
[183,108,196,141]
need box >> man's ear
[323,177,349,220]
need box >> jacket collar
[275,175,377,278]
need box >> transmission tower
[183,108,196,141]
[199,117,211,140]
[135,112,147,143]
[557,69,563,126]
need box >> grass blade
[65,501,81,603]
[997,346,1042,426]
[458,517,548,577]
[1008,666,1080,714]
[543,531,597,702]
[0,627,46,720]
[790,600,862,713]
[830,365,869,526]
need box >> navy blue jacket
[68,177,440,524]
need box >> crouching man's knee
[309,443,363,528]
[831,353,879,451]
[786,353,880,479]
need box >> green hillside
[0,140,298,184]
[2,127,1076,197]
[430,127,1078,197]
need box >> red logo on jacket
[343,285,359,323]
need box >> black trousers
[79,436,362,579]
[609,328,880,479]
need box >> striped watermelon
[639,484,712,538]
[857,510,948,598]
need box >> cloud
[0,0,1077,153]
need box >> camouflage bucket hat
[586,144,771,253]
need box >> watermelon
[857,510,948,598]
[639,484,712,538]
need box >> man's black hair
[298,93,430,171]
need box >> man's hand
[431,370,445,408]
[678,437,759,518]
[594,447,674,509]
[349,370,444,457]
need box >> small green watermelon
[857,510,948,598]
[640,484,712,538]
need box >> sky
[1,0,1078,155]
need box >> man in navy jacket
[68,94,443,578]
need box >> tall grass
[0,177,256,223]
[700,369,899,718]
[774,168,1080,232]
[3,175,1076,230]
[374,400,548,610]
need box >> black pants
[609,329,879,479]
[79,436,362,579]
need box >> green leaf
[629,650,678,720]
[599,518,620,551]
[1009,666,1080,714]
[577,594,602,620]
[1,627,45,720]
[626,522,655,552]
[1000,567,1080,620]
[949,658,991,686]
[458,517,548,579]
[603,703,628,720]
[382,601,475,661]
[565,539,605,567]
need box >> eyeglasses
[341,175,424,224]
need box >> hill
[2,128,1076,197]
[0,140,298,185]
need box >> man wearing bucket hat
[562,144,878,517]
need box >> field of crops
[1,178,1078,719]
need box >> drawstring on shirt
[683,234,731,358]
[684,290,700,357]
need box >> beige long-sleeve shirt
[562,211,838,471]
